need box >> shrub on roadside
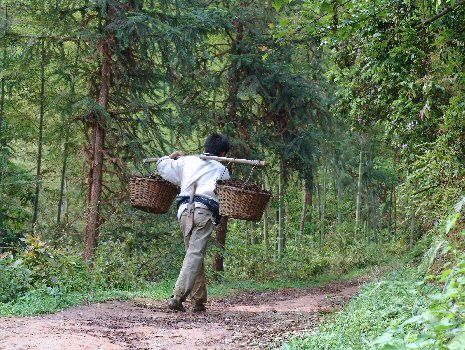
[0,253,32,303]
[92,240,146,290]
[0,235,92,303]
[373,200,465,349]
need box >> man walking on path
[157,133,230,312]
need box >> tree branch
[420,0,465,26]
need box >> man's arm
[156,151,185,186]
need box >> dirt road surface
[0,280,362,350]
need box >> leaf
[380,345,398,350]
[320,1,333,14]
[439,270,455,286]
[448,332,465,350]
[11,259,23,268]
[454,196,465,213]
[445,213,460,234]
[372,331,394,345]
[273,0,286,12]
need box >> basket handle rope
[216,160,233,183]
[243,164,258,187]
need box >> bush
[0,253,32,303]
[0,235,93,304]
[373,201,465,349]
[92,240,145,290]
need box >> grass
[0,263,387,317]
[282,267,430,350]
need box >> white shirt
[156,155,230,218]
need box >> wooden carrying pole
[143,155,266,167]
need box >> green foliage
[285,199,465,350]
[2,2,465,342]
[0,235,93,303]
[284,269,428,350]
[92,240,147,290]
[0,253,32,303]
[373,203,465,349]
[0,161,34,247]
[223,220,393,282]
[373,256,465,349]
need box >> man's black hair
[204,133,230,156]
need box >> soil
[0,279,362,350]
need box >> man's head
[204,133,230,157]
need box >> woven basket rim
[130,175,179,189]
[216,184,272,197]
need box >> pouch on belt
[185,182,197,234]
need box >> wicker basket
[130,175,179,214]
[216,180,272,222]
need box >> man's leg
[172,208,213,306]
[190,261,207,308]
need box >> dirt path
[0,280,362,350]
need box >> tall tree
[278,157,285,255]
[355,138,364,234]
[299,178,312,244]
[32,39,46,226]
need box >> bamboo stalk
[143,155,266,167]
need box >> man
[157,133,230,312]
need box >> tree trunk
[393,185,397,240]
[315,174,321,247]
[355,139,364,234]
[0,6,6,231]
[57,119,70,225]
[278,158,285,256]
[263,207,269,250]
[213,216,228,273]
[320,165,326,247]
[365,185,371,242]
[336,168,343,224]
[263,172,269,252]
[299,179,312,245]
[32,40,46,226]
[372,191,379,243]
[57,79,74,225]
[83,41,111,261]
[366,141,377,243]
[0,6,6,147]
[409,208,415,250]
[212,20,243,266]
[387,185,393,240]
[227,21,243,121]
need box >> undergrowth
[0,249,384,317]
[0,223,398,317]
[283,268,428,350]
[284,197,465,350]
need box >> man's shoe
[192,302,206,313]
[168,297,185,312]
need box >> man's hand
[169,150,185,159]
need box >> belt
[176,195,220,223]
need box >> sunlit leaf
[448,332,465,350]
[445,213,460,234]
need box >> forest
[0,0,464,349]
